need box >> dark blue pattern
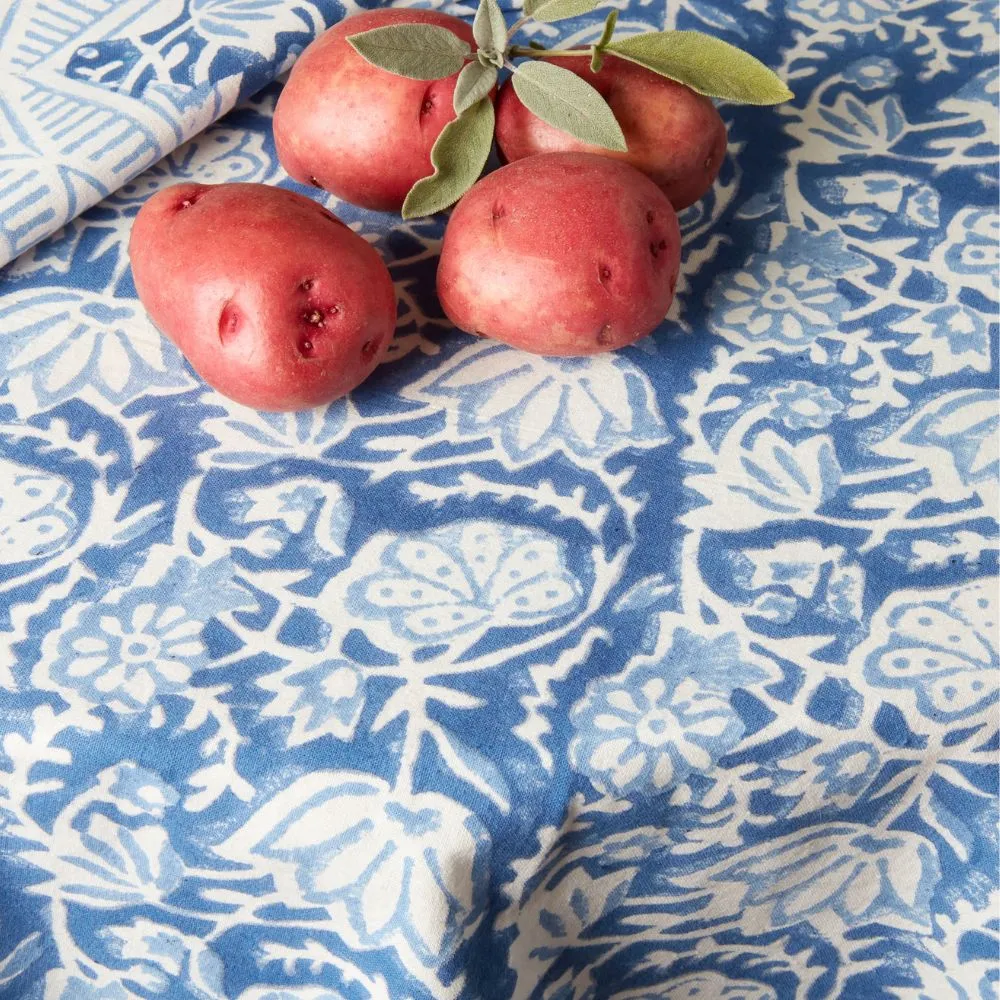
[0,0,997,997]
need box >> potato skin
[495,55,727,211]
[128,182,396,411]
[437,153,680,356]
[273,9,478,213]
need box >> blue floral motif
[27,813,184,908]
[203,402,353,467]
[842,57,901,90]
[813,742,881,800]
[258,658,367,746]
[0,1,997,996]
[910,304,993,373]
[708,259,847,349]
[871,390,999,501]
[47,598,208,710]
[216,773,490,964]
[35,550,251,712]
[770,382,845,429]
[945,209,999,291]
[0,459,77,564]
[406,342,671,464]
[860,581,998,723]
[569,630,764,796]
[351,520,583,644]
[0,290,193,408]
[98,918,224,997]
[106,763,181,818]
[49,981,132,1000]
[702,824,942,931]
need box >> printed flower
[215,773,490,964]
[27,814,184,909]
[813,742,880,800]
[404,341,670,465]
[842,57,901,90]
[0,460,77,565]
[49,600,206,711]
[230,477,353,559]
[684,431,842,531]
[258,658,367,746]
[869,389,998,503]
[0,289,192,408]
[818,172,940,231]
[351,521,583,644]
[106,763,180,818]
[571,673,742,795]
[203,402,353,468]
[708,260,846,349]
[49,980,132,1000]
[770,382,845,429]
[791,93,908,164]
[901,303,992,377]
[570,631,763,796]
[696,824,941,932]
[35,550,252,712]
[859,581,997,723]
[99,919,224,997]
[735,540,864,623]
[944,208,999,291]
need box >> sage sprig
[346,0,793,217]
[512,61,626,151]
[402,98,495,220]
[347,23,470,80]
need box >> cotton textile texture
[0,0,348,268]
[0,0,998,996]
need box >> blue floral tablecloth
[0,0,998,998]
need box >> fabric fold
[0,0,345,267]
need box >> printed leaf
[402,98,496,218]
[525,0,600,23]
[454,61,499,114]
[347,23,471,80]
[512,60,626,151]
[607,30,793,104]
[474,0,508,53]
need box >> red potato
[437,153,680,356]
[129,183,396,411]
[274,9,480,213]
[495,55,727,210]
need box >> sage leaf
[473,0,507,54]
[525,0,600,22]
[512,60,626,151]
[402,98,495,218]
[348,23,471,80]
[606,30,793,104]
[454,61,498,114]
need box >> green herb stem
[506,14,531,40]
[510,45,592,59]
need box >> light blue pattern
[0,0,346,266]
[0,0,997,997]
